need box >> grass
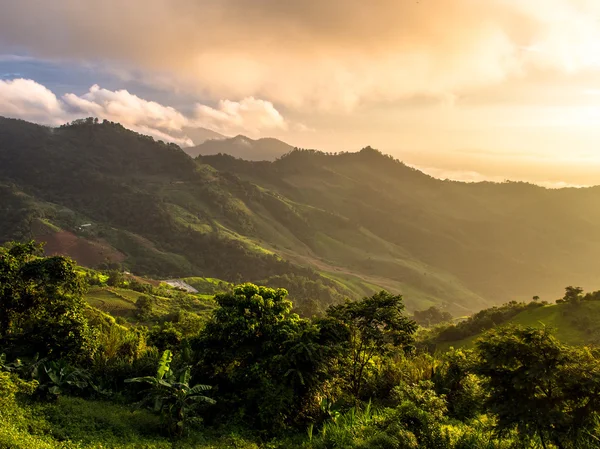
[181,277,231,295]
[0,395,260,449]
[85,286,216,324]
[85,287,136,318]
[437,301,600,352]
[510,301,600,345]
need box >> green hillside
[201,150,600,311]
[3,117,600,315]
[433,300,600,352]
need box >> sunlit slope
[437,302,600,351]
[202,149,600,309]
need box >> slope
[4,117,600,315]
[434,301,600,351]
[0,117,324,284]
[201,148,600,310]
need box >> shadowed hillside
[2,117,600,315]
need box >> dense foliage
[1,243,600,447]
[0,242,97,361]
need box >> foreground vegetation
[2,241,600,448]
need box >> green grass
[85,287,136,318]
[182,277,231,295]
[437,301,600,352]
[3,395,261,449]
[85,286,216,325]
[510,301,600,345]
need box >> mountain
[2,117,600,316]
[181,126,227,145]
[185,135,293,160]
[201,149,600,311]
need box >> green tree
[413,306,452,327]
[106,269,124,287]
[0,241,97,361]
[327,291,417,400]
[147,323,182,352]
[126,350,215,437]
[431,348,483,420]
[135,295,153,320]
[194,283,343,431]
[475,325,600,449]
[562,286,584,304]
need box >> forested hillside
[202,149,600,310]
[2,116,600,315]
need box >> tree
[106,269,124,287]
[126,350,215,437]
[431,348,483,420]
[147,323,182,352]
[0,241,97,361]
[135,296,153,319]
[193,283,344,430]
[475,325,600,449]
[413,306,452,327]
[561,286,583,304]
[532,295,540,302]
[326,291,417,400]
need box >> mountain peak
[184,135,293,160]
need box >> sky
[1,0,600,187]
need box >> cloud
[0,78,65,124]
[63,85,189,131]
[409,164,588,189]
[0,79,290,145]
[194,97,287,135]
[1,0,600,110]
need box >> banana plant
[32,359,90,398]
[126,350,215,437]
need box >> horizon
[2,1,600,186]
[4,114,597,189]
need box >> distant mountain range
[182,126,227,145]
[184,135,293,160]
[2,116,600,316]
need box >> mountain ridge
[185,134,293,159]
[2,116,600,316]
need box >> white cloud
[62,84,193,145]
[0,79,291,145]
[194,97,287,136]
[0,78,65,124]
